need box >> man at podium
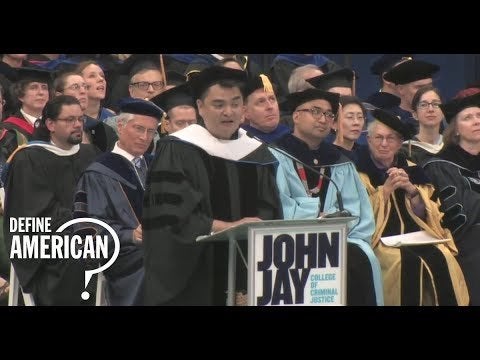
[143,67,283,305]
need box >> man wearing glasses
[271,88,383,305]
[3,95,97,305]
[104,62,166,153]
[74,98,163,305]
[128,63,165,101]
[53,71,118,153]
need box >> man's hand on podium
[211,217,262,234]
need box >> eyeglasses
[64,83,88,91]
[296,107,335,120]
[417,101,441,110]
[371,135,400,144]
[130,81,165,91]
[132,124,157,137]
[56,116,85,125]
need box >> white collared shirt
[20,108,39,126]
[112,141,143,163]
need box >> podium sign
[197,218,352,306]
[249,220,348,306]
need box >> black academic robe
[143,130,283,305]
[0,112,35,170]
[423,144,480,304]
[0,113,36,275]
[84,116,118,153]
[3,143,97,305]
[75,152,147,305]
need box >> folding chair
[95,272,108,306]
[8,263,107,306]
[8,263,35,306]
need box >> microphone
[246,132,352,218]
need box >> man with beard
[3,95,97,305]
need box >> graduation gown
[399,136,443,166]
[356,148,469,306]
[0,113,35,276]
[3,142,97,305]
[240,123,291,144]
[84,115,118,153]
[75,152,147,305]
[0,112,35,171]
[143,125,282,305]
[273,134,383,305]
[422,144,480,304]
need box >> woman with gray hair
[355,108,468,306]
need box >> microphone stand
[247,132,352,218]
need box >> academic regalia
[364,92,401,111]
[355,147,469,305]
[3,142,97,305]
[273,134,383,305]
[165,54,202,77]
[241,73,290,143]
[184,54,260,80]
[143,125,283,305]
[0,111,35,170]
[0,60,33,117]
[382,59,439,133]
[75,151,148,306]
[333,142,366,164]
[306,68,357,93]
[422,144,480,304]
[241,123,291,143]
[399,136,443,165]
[0,66,54,164]
[84,115,118,152]
[270,54,341,105]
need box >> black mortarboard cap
[117,54,161,76]
[118,97,164,120]
[244,74,274,98]
[188,66,247,99]
[383,60,439,85]
[370,54,413,76]
[165,70,186,86]
[286,88,340,114]
[440,92,480,124]
[372,108,413,139]
[306,68,357,91]
[364,92,401,110]
[150,83,195,113]
[16,67,52,83]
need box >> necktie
[133,157,147,187]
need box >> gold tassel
[351,70,356,97]
[159,54,167,86]
[259,74,273,93]
[160,113,167,134]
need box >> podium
[197,217,356,306]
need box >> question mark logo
[56,217,120,301]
